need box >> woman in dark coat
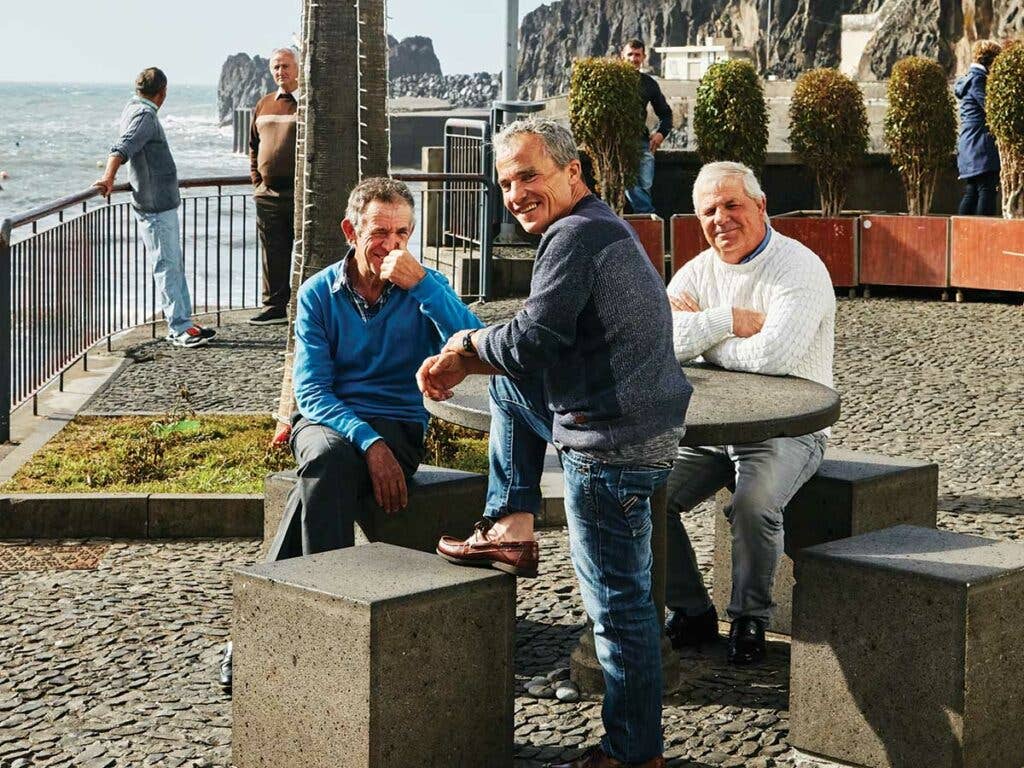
[955,40,1002,215]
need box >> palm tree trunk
[275,0,388,426]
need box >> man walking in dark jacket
[955,40,1002,216]
[422,118,691,768]
[622,38,672,214]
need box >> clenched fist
[380,249,426,289]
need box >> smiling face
[495,134,585,234]
[342,199,414,280]
[622,44,645,69]
[270,51,299,92]
[696,176,768,264]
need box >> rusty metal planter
[951,217,1024,293]
[772,213,859,288]
[859,214,950,289]
[669,214,708,277]
[623,214,666,280]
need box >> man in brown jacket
[248,47,299,324]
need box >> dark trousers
[255,195,294,309]
[267,415,426,561]
[959,171,999,216]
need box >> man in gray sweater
[419,118,690,768]
[94,67,213,348]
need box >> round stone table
[424,363,841,694]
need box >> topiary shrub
[789,68,869,218]
[568,57,643,213]
[884,56,957,215]
[987,39,1024,218]
[693,59,768,173]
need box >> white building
[654,37,753,80]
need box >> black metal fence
[0,176,262,441]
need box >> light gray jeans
[666,433,827,622]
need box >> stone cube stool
[790,525,1024,768]
[232,542,515,768]
[712,449,938,634]
[261,465,486,558]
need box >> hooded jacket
[954,64,1000,179]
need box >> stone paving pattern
[1,297,1022,767]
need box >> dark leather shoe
[727,616,766,665]
[665,604,720,649]
[437,518,539,578]
[548,746,665,767]
[219,641,233,693]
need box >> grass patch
[3,415,490,495]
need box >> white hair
[692,161,766,215]
[270,47,299,62]
[493,117,579,168]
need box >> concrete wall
[389,109,489,168]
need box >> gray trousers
[666,433,826,621]
[267,415,425,561]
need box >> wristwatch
[460,331,476,355]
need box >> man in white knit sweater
[665,161,835,665]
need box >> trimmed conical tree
[883,56,957,215]
[693,59,768,173]
[789,68,869,218]
[274,0,390,432]
[568,57,642,214]
[987,39,1024,218]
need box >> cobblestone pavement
[1,297,1022,767]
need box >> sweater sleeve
[110,110,157,162]
[702,271,831,376]
[292,283,381,453]
[248,100,262,186]
[477,225,596,376]
[666,259,733,361]
[407,269,484,339]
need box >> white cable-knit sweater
[667,230,836,392]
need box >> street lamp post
[504,0,519,100]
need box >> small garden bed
[4,416,489,495]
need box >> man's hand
[669,291,700,313]
[649,132,665,152]
[732,307,766,338]
[417,351,470,400]
[441,328,479,358]
[93,177,115,197]
[365,440,408,514]
[380,249,426,289]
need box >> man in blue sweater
[221,178,481,691]
[421,119,690,768]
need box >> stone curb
[0,493,262,540]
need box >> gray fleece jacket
[478,194,691,453]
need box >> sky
[0,0,552,85]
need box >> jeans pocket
[615,469,663,537]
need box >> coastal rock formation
[388,34,443,77]
[517,0,1024,97]
[217,53,275,125]
[389,72,500,108]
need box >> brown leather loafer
[436,518,539,578]
[548,746,666,768]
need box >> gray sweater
[478,195,691,454]
[110,97,180,213]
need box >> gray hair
[692,161,766,214]
[345,177,416,230]
[493,117,579,168]
[270,47,299,62]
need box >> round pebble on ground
[555,683,580,702]
[546,667,571,682]
[527,684,555,698]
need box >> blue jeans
[136,208,193,335]
[665,434,827,622]
[625,142,656,214]
[485,374,668,763]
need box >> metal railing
[443,119,492,243]
[232,109,253,154]
[0,176,261,441]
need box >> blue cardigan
[293,257,482,452]
[955,64,1000,179]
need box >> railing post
[0,219,12,443]
[478,182,492,302]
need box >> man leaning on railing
[93,66,215,349]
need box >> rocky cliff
[218,53,275,124]
[388,34,442,77]
[517,0,1024,97]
